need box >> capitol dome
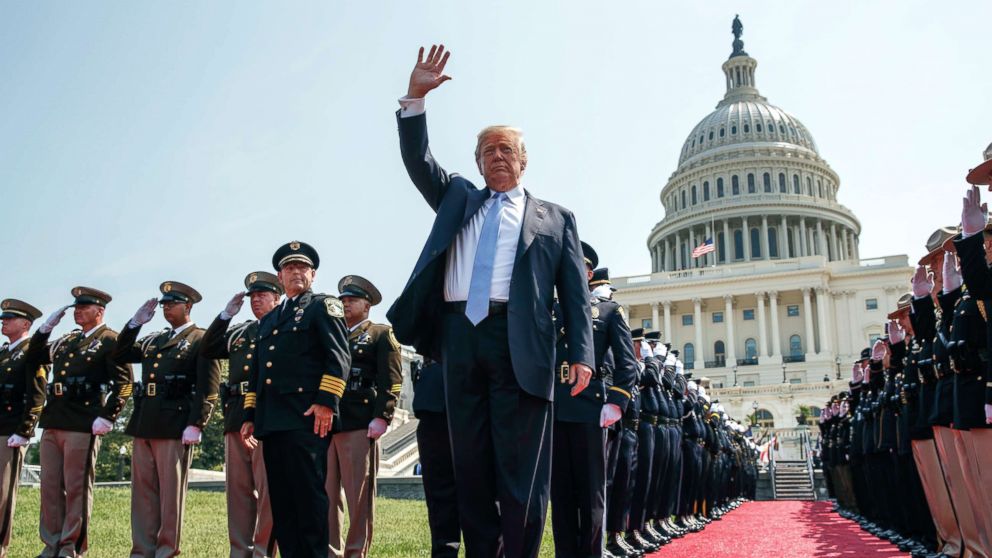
[647,17,861,273]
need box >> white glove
[640,340,654,359]
[985,404,992,425]
[92,417,114,436]
[367,418,388,440]
[961,186,987,238]
[39,305,72,334]
[600,403,622,428]
[6,434,29,448]
[220,292,247,321]
[943,251,963,293]
[889,321,906,344]
[910,266,934,298]
[182,426,202,445]
[129,298,158,328]
[852,363,864,383]
[870,339,887,362]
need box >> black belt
[226,381,250,396]
[443,301,508,316]
[640,412,659,425]
[622,415,639,430]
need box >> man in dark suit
[387,45,595,558]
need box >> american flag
[691,238,715,258]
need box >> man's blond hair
[475,125,527,168]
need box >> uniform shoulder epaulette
[50,329,83,359]
[139,328,170,353]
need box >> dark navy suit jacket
[386,111,594,402]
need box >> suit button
[269,345,275,351]
[60,371,66,376]
[69,353,74,358]
[298,387,303,392]
[243,365,249,371]
[157,354,162,358]
[292,327,298,331]
[273,329,279,335]
[266,362,273,368]
[250,344,255,349]
[247,354,252,360]
[86,357,91,362]
[363,399,369,404]
[265,379,272,385]
[150,374,155,379]
[153,363,159,368]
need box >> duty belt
[557,362,605,383]
[621,414,639,431]
[50,380,108,397]
[226,381,251,396]
[640,412,659,425]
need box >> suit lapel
[461,188,489,230]
[161,324,196,350]
[515,193,546,265]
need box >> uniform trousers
[129,438,193,558]
[550,421,606,558]
[441,312,552,558]
[605,426,637,533]
[646,424,669,522]
[326,429,379,558]
[262,429,332,558]
[965,429,992,550]
[416,411,460,558]
[0,437,25,558]
[629,421,654,531]
[224,433,275,558]
[933,426,985,558]
[659,426,682,519]
[953,429,992,557]
[39,429,99,558]
[911,439,960,555]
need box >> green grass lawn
[9,487,556,557]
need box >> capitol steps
[773,460,815,500]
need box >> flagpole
[711,214,716,268]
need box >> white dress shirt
[6,336,28,352]
[349,318,370,333]
[169,321,195,338]
[398,96,525,302]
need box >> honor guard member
[605,328,642,558]
[325,275,402,558]
[241,241,351,558]
[27,287,132,558]
[0,300,47,557]
[411,357,461,557]
[202,272,283,558]
[551,245,636,558]
[113,281,222,558]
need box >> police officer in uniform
[325,275,403,558]
[241,242,351,558]
[202,272,283,558]
[605,328,642,558]
[114,281,222,557]
[27,287,132,558]
[0,299,47,557]
[411,357,460,558]
[551,243,636,558]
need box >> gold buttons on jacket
[265,379,272,384]
[157,353,162,358]
[269,345,275,351]
[247,354,252,360]
[273,329,279,335]
[69,353,74,358]
[266,362,272,368]
[243,365,249,371]
[298,387,303,392]
[250,344,255,349]
[150,374,155,379]
[153,363,159,368]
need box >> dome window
[731,125,737,135]
[747,173,756,193]
[756,123,762,132]
[792,175,801,194]
[720,128,725,138]
[744,123,750,133]
[731,176,740,195]
[717,178,725,197]
[691,139,696,148]
[806,177,813,196]
[691,186,697,205]
[699,134,704,145]
[779,125,785,134]
[681,190,687,209]
[763,173,772,192]
[709,131,714,141]
[703,182,710,201]
[778,173,787,193]
[818,180,824,198]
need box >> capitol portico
[614,18,911,428]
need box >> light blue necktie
[465,192,506,325]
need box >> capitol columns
[768,290,783,361]
[760,216,770,259]
[693,298,705,368]
[723,220,731,264]
[663,300,673,344]
[724,295,737,365]
[742,216,751,262]
[829,223,839,261]
[799,217,808,257]
[664,237,672,271]
[780,216,789,258]
[815,287,832,354]
[704,222,713,266]
[755,291,768,359]
[801,287,816,358]
[816,219,826,257]
[651,302,660,333]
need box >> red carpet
[647,501,909,557]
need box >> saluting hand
[568,363,593,396]
[910,266,934,298]
[888,320,906,344]
[962,185,988,237]
[942,251,963,293]
[985,404,992,425]
[870,339,887,363]
[222,292,246,320]
[130,298,158,327]
[304,404,334,438]
[39,305,72,334]
[407,44,452,99]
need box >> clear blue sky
[2,2,989,330]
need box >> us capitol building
[612,18,911,428]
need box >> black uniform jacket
[0,338,48,437]
[114,323,222,439]
[242,291,351,438]
[28,325,132,433]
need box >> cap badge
[249,273,258,284]
[290,241,301,251]
[163,283,173,293]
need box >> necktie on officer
[465,192,506,325]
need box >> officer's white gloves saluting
[961,185,987,238]
[92,417,114,436]
[910,266,934,298]
[888,321,906,345]
[220,292,246,321]
[128,298,158,329]
[6,434,29,448]
[39,305,72,334]
[367,418,388,440]
[600,403,622,428]
[942,251,963,293]
[182,426,202,445]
